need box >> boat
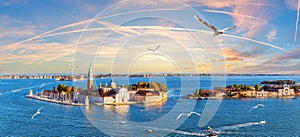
[207,133,218,137]
[259,120,266,124]
[147,128,152,133]
[292,97,297,100]
[206,127,218,137]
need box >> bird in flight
[176,111,201,120]
[31,107,43,120]
[147,45,160,52]
[193,15,237,36]
[249,104,264,112]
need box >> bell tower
[87,65,94,91]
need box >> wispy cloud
[203,9,267,23]
[285,0,299,10]
[184,0,274,38]
[0,15,36,44]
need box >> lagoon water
[0,76,299,136]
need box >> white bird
[176,111,201,120]
[147,45,160,52]
[66,64,79,69]
[249,104,264,112]
[193,15,237,36]
[31,107,42,120]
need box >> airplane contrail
[4,7,285,54]
[7,25,288,53]
[203,9,268,23]
[5,8,185,51]
[4,19,94,51]
[118,26,288,52]
[294,0,300,43]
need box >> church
[86,66,130,104]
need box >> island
[26,66,168,106]
[184,80,300,99]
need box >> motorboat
[207,133,218,137]
[147,128,153,133]
[259,120,266,124]
[206,127,218,137]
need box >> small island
[26,66,168,106]
[184,80,300,99]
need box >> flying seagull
[193,15,237,36]
[249,104,264,112]
[31,107,43,120]
[176,111,201,120]
[147,45,160,52]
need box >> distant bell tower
[87,65,94,90]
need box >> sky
[0,0,300,74]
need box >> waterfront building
[99,81,130,104]
[268,91,278,97]
[256,90,268,97]
[268,84,295,97]
[115,88,130,103]
[133,88,167,104]
[240,91,256,97]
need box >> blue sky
[0,0,299,74]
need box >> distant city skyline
[0,0,300,74]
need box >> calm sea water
[0,76,299,136]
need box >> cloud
[285,0,299,10]
[265,28,277,42]
[203,9,267,23]
[0,15,36,42]
[265,47,300,63]
[182,0,274,38]
[1,42,75,64]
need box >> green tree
[64,86,72,92]
[57,84,65,92]
[157,82,167,92]
[292,86,299,92]
[150,82,160,91]
[52,86,56,92]
[246,85,251,90]
[263,84,269,91]
[255,84,261,91]
[233,84,240,90]
[138,82,148,88]
[72,85,78,92]
[199,89,203,97]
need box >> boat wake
[12,82,51,93]
[38,82,51,88]
[142,126,206,136]
[217,120,265,131]
[12,86,36,93]
[172,130,205,136]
